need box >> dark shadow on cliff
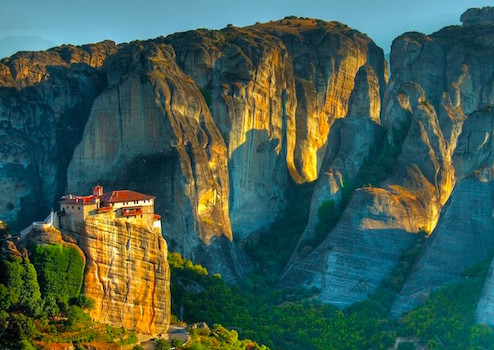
[228,128,289,241]
[0,61,109,230]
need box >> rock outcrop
[461,6,494,27]
[165,18,387,237]
[0,18,387,279]
[15,204,170,335]
[392,107,494,316]
[282,8,494,308]
[47,210,171,335]
[386,14,494,315]
[78,213,170,335]
[0,41,117,228]
[284,64,385,267]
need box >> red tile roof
[100,190,155,204]
[59,195,96,205]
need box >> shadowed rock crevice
[0,42,117,229]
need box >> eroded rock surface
[0,41,117,228]
[0,19,387,279]
[165,19,387,237]
[282,9,494,308]
[80,214,170,335]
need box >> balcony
[121,207,142,217]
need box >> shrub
[154,339,171,350]
[31,244,85,302]
[171,337,183,347]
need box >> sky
[1,0,493,58]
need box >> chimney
[93,185,103,197]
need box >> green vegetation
[244,180,315,285]
[398,259,494,349]
[0,234,136,349]
[299,183,351,255]
[185,324,267,350]
[170,242,494,350]
[0,253,42,317]
[30,244,85,302]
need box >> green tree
[31,244,85,301]
[43,295,60,317]
[1,256,42,316]
[171,337,183,347]
[19,260,42,316]
[7,313,37,340]
[155,339,171,350]
[0,283,13,310]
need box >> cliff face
[387,17,494,315]
[0,41,117,228]
[165,19,387,237]
[282,9,494,308]
[65,41,246,280]
[0,18,387,280]
[79,214,170,335]
[55,213,169,335]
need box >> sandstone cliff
[28,213,171,335]
[282,8,494,308]
[79,214,170,335]
[165,19,387,237]
[0,41,117,228]
[0,18,387,280]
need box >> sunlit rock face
[0,18,387,279]
[80,214,170,335]
[165,18,387,238]
[393,107,494,317]
[283,9,494,308]
[23,215,170,335]
[66,41,241,280]
[284,64,385,268]
[0,41,117,229]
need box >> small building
[59,186,156,222]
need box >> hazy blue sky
[1,0,493,58]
